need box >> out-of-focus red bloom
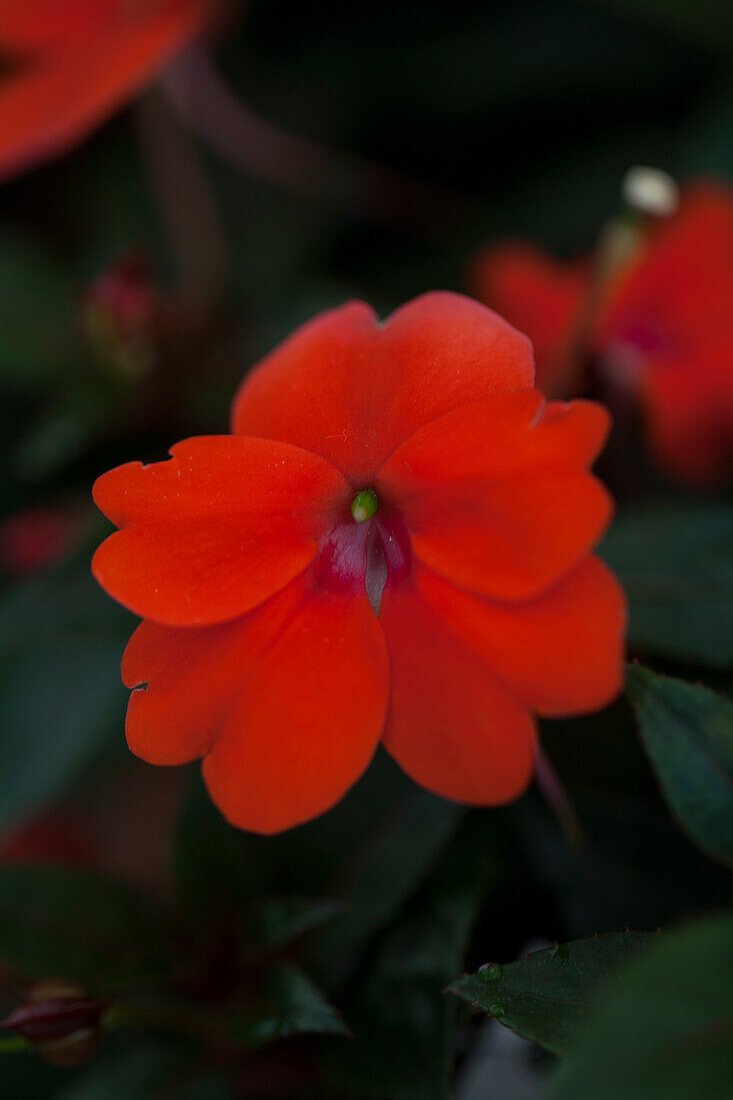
[0,0,208,182]
[0,504,85,576]
[0,812,95,866]
[472,244,589,400]
[92,292,625,834]
[472,182,733,487]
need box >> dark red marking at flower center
[314,502,412,613]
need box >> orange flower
[472,182,733,487]
[0,0,208,181]
[92,293,625,834]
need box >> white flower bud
[621,167,679,217]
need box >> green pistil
[351,489,379,523]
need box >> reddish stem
[159,41,458,230]
[534,743,585,850]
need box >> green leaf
[450,930,655,1056]
[52,1037,235,1100]
[550,913,733,1099]
[261,960,350,1040]
[53,1042,178,1100]
[174,774,266,922]
[247,896,344,950]
[626,664,733,866]
[10,390,113,482]
[600,503,733,668]
[510,791,733,940]
[324,812,496,1100]
[0,866,170,992]
[0,232,80,390]
[175,757,463,991]
[0,552,132,827]
[306,785,464,992]
[225,961,350,1046]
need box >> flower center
[315,496,411,614]
[351,489,379,523]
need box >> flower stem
[534,744,585,850]
[136,86,229,302]
[159,42,459,231]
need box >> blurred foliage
[0,865,171,994]
[549,913,733,1100]
[602,505,733,668]
[0,541,133,828]
[0,0,731,1096]
[627,666,733,867]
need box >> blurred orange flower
[472,181,733,487]
[93,293,625,834]
[0,0,208,181]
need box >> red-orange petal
[597,181,733,349]
[378,390,610,484]
[232,292,534,480]
[471,242,588,396]
[93,436,349,626]
[0,1,119,51]
[0,1,205,181]
[416,558,626,717]
[379,579,536,805]
[122,575,308,766]
[643,344,733,489]
[378,393,613,600]
[202,589,389,834]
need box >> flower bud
[0,505,87,577]
[621,166,679,218]
[0,981,107,1067]
[82,254,164,379]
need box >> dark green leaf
[626,664,733,866]
[450,930,655,1056]
[0,233,79,390]
[54,1043,177,1100]
[53,1037,234,1100]
[262,960,350,1040]
[10,391,113,482]
[600,503,733,668]
[550,913,733,1099]
[0,553,132,827]
[0,866,170,992]
[175,757,462,991]
[510,791,733,939]
[307,786,463,992]
[323,813,496,1100]
[226,961,349,1046]
[248,896,344,950]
